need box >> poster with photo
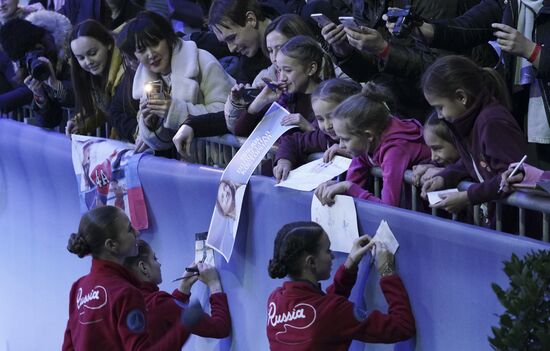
[207,103,294,261]
[71,135,149,230]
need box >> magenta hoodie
[345,117,431,206]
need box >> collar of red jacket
[281,279,325,296]
[91,258,142,287]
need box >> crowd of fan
[2,0,549,235]
[1,1,545,350]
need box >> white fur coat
[133,39,235,150]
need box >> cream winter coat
[133,39,235,150]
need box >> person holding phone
[121,11,234,152]
[317,1,480,121]
[231,35,335,137]
[172,14,319,157]
[226,14,319,134]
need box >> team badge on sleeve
[126,309,146,333]
[353,306,369,321]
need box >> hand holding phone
[338,16,361,30]
[242,87,262,103]
[311,13,333,28]
[145,80,165,100]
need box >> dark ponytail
[268,221,324,279]
[422,55,512,111]
[67,206,125,258]
[279,35,335,82]
[331,81,394,137]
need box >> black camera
[24,50,50,81]
[386,6,423,38]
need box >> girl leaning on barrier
[66,19,124,137]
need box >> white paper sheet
[311,194,359,253]
[427,188,459,206]
[371,220,399,257]
[195,232,215,266]
[276,156,352,191]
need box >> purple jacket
[437,98,527,205]
[345,117,431,206]
[275,129,338,166]
[233,93,315,137]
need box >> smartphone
[310,13,333,28]
[338,16,361,29]
[145,80,165,100]
[261,77,279,92]
[242,87,262,103]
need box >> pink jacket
[346,117,431,206]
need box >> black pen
[172,267,200,282]
[172,273,199,282]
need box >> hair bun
[67,232,91,258]
[268,259,288,279]
[361,81,383,101]
[361,81,395,112]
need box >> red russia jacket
[266,265,415,351]
[62,259,188,351]
[140,282,231,341]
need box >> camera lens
[25,51,50,81]
[32,61,50,81]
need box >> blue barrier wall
[1,119,549,351]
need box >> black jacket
[331,0,480,121]
[432,0,550,124]
[108,69,139,143]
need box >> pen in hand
[498,155,527,194]
[172,267,200,282]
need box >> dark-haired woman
[123,240,231,342]
[121,11,234,151]
[66,19,124,137]
[63,206,190,350]
[267,221,415,350]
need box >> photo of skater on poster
[71,135,149,230]
[207,103,294,261]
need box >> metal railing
[197,134,278,175]
[370,168,550,242]
[200,135,550,242]
[4,108,549,242]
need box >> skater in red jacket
[123,240,231,342]
[266,221,415,351]
[63,206,190,351]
